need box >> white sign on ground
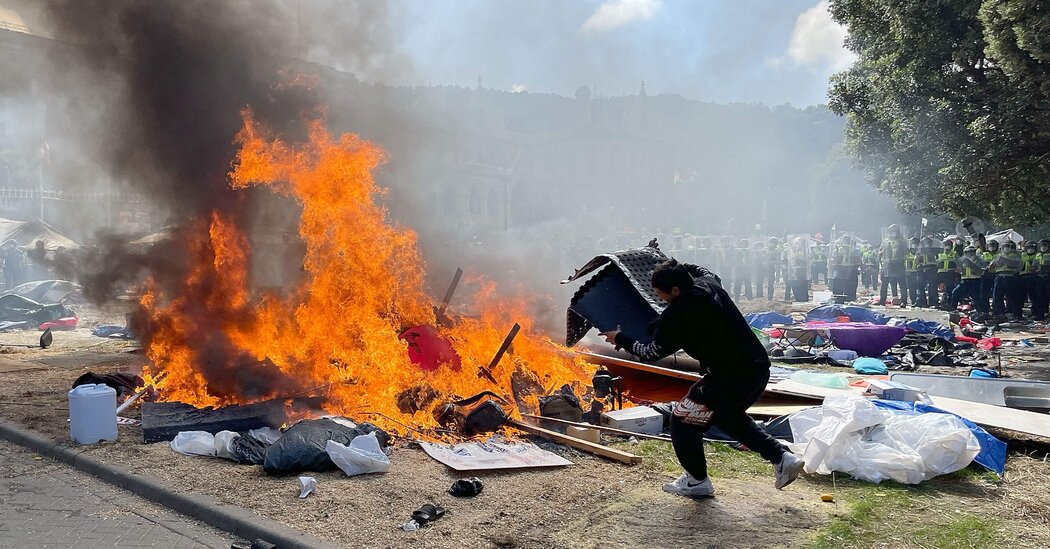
[419,439,572,471]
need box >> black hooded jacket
[614,275,770,389]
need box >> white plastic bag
[789,393,980,484]
[214,430,241,461]
[170,431,217,456]
[298,476,317,498]
[325,432,390,476]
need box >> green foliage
[828,0,1050,226]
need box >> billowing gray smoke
[32,0,337,400]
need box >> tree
[828,0,1050,226]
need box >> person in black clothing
[600,260,804,498]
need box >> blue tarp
[744,312,794,329]
[805,305,891,325]
[901,319,956,340]
[872,400,1007,475]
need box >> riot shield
[785,234,812,281]
[828,231,859,274]
[880,225,909,278]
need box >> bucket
[68,383,118,444]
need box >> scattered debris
[408,503,446,529]
[298,476,316,498]
[448,477,483,497]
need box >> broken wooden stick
[437,267,463,318]
[116,371,168,415]
[507,418,641,464]
[479,322,520,384]
[520,413,671,442]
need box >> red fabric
[955,335,979,344]
[977,337,1002,351]
[398,325,462,372]
[38,316,78,331]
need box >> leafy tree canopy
[828,0,1050,226]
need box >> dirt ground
[1,302,1049,548]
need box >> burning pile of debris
[100,112,667,482]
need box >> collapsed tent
[0,294,77,331]
[3,280,83,304]
[0,217,79,251]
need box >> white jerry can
[68,383,118,444]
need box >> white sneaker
[775,452,805,490]
[662,473,714,498]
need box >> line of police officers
[670,229,1050,321]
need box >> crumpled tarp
[806,305,891,325]
[872,400,1006,475]
[92,325,135,339]
[805,322,907,357]
[745,311,794,329]
[897,319,956,341]
[0,294,76,331]
[3,280,83,304]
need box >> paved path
[0,440,233,549]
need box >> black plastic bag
[230,432,271,465]
[262,418,389,475]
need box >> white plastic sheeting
[325,432,390,476]
[789,393,980,484]
[169,430,241,459]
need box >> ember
[139,111,592,435]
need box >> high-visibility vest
[936,252,958,273]
[1021,252,1038,275]
[1038,252,1050,275]
[982,251,998,274]
[993,251,1021,275]
[918,250,938,269]
[959,256,984,279]
[904,252,918,272]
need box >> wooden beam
[577,351,703,382]
[520,413,671,442]
[507,418,642,464]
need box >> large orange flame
[140,111,592,434]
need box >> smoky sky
[394,0,840,105]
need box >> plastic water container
[68,384,118,444]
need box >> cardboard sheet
[419,440,572,471]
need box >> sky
[391,0,856,106]
[0,0,856,107]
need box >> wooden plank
[768,379,1050,441]
[578,351,702,382]
[141,397,323,443]
[507,419,642,464]
[746,403,816,417]
[520,413,671,442]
